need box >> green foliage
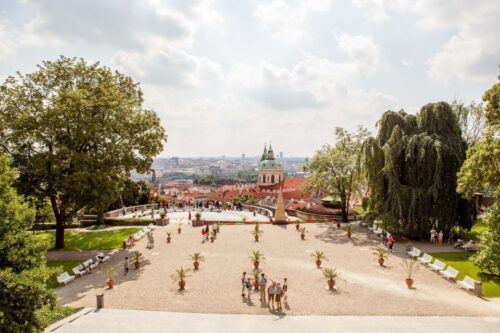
[471,203,500,276]
[236,169,258,183]
[232,193,259,204]
[35,228,141,251]
[431,251,500,297]
[0,155,55,332]
[305,127,369,222]
[364,103,475,238]
[0,56,166,248]
[451,100,485,146]
[45,260,81,289]
[36,306,82,329]
[109,179,151,210]
[482,82,500,127]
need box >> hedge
[103,218,154,226]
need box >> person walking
[124,256,129,275]
[201,228,206,243]
[381,229,387,247]
[267,282,276,310]
[283,277,288,302]
[241,272,247,297]
[246,277,253,301]
[275,283,283,312]
[387,233,394,252]
[149,231,154,249]
[430,229,436,244]
[205,224,210,241]
[259,273,268,302]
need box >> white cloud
[0,22,17,59]
[254,0,333,42]
[111,46,223,88]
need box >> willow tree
[0,57,166,249]
[364,102,475,238]
[305,127,369,222]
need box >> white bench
[429,259,446,272]
[148,223,155,230]
[458,275,478,291]
[418,253,433,265]
[57,272,75,285]
[406,247,421,258]
[439,266,459,280]
[72,265,86,277]
[374,228,383,236]
[83,258,98,270]
[96,252,110,263]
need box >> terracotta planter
[167,236,171,243]
[179,280,185,290]
[296,224,300,230]
[210,237,214,242]
[134,261,140,270]
[406,278,414,289]
[328,279,335,290]
[300,234,305,240]
[336,222,340,229]
[253,261,259,269]
[347,231,352,238]
[107,279,114,289]
[316,260,322,268]
[177,228,181,234]
[254,235,259,242]
[378,258,385,266]
[193,262,199,270]
[253,282,260,290]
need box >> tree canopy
[0,56,166,248]
[305,127,369,222]
[0,154,54,332]
[364,102,475,238]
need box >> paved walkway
[46,308,500,333]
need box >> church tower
[257,143,284,185]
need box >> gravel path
[56,223,500,316]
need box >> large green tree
[0,57,166,248]
[457,81,500,276]
[0,154,55,332]
[305,127,369,222]
[364,102,475,238]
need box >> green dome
[259,159,282,169]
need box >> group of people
[201,223,220,242]
[381,230,394,252]
[430,229,444,245]
[241,272,288,313]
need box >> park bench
[83,258,98,270]
[374,227,383,236]
[96,252,110,263]
[429,259,446,272]
[439,266,459,280]
[458,275,482,296]
[72,265,87,277]
[418,253,433,265]
[406,247,421,258]
[57,272,75,286]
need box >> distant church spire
[261,143,268,161]
[267,143,275,160]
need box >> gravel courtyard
[56,223,500,316]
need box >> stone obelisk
[273,188,287,224]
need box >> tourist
[241,272,247,297]
[188,211,192,221]
[201,228,206,243]
[267,282,276,310]
[430,229,436,244]
[275,283,283,312]
[127,235,134,246]
[438,230,444,245]
[124,256,129,275]
[205,224,210,240]
[211,223,217,234]
[259,273,268,302]
[147,231,154,249]
[246,277,253,300]
[283,277,288,302]
[387,233,394,252]
[381,229,387,247]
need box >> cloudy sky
[1,0,499,157]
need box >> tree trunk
[50,196,65,249]
[340,195,348,223]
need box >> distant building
[242,153,246,159]
[257,144,283,185]
[279,151,284,159]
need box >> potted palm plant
[210,230,216,242]
[346,225,352,238]
[166,232,171,243]
[253,227,263,242]
[300,227,307,240]
[107,267,116,289]
[195,212,201,222]
[374,248,388,266]
[133,251,142,269]
[252,271,260,290]
[295,221,300,231]
[190,252,204,270]
[403,259,418,288]
[172,267,190,290]
[249,250,265,269]
[323,267,339,290]
[312,250,328,268]
[177,223,182,234]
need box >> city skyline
[1,1,498,157]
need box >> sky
[0,0,499,157]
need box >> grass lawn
[46,260,82,289]
[37,305,83,329]
[430,252,500,297]
[465,218,487,240]
[36,227,141,251]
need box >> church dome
[259,159,282,169]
